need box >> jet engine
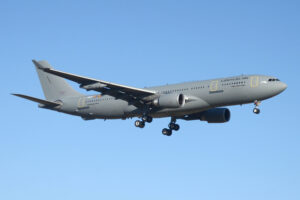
[182,108,230,123]
[153,93,186,108]
[200,108,230,123]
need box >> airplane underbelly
[87,100,128,118]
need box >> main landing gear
[134,115,153,128]
[134,116,180,136]
[162,117,180,136]
[253,100,261,114]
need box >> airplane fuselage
[14,60,288,136]
[57,74,287,120]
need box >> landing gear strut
[253,100,261,114]
[162,117,180,136]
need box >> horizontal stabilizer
[12,93,61,107]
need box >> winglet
[32,59,51,70]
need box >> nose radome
[279,82,287,92]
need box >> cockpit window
[268,78,280,82]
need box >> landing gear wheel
[146,116,153,123]
[168,123,175,129]
[174,124,180,131]
[253,100,261,115]
[139,121,145,128]
[142,116,153,123]
[168,123,180,131]
[253,108,260,114]
[142,116,147,122]
[135,120,140,127]
[162,128,172,136]
[135,120,145,128]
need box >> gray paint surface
[14,60,287,125]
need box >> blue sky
[1,0,299,199]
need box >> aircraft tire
[174,124,180,131]
[253,108,260,114]
[142,116,153,123]
[168,123,175,129]
[146,116,153,123]
[135,120,140,127]
[162,128,172,136]
[135,120,144,128]
[139,121,145,128]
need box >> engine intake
[153,93,185,108]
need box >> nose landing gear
[253,100,261,114]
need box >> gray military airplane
[13,60,287,136]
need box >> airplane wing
[33,60,158,105]
[12,94,62,107]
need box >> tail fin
[33,60,83,101]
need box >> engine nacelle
[153,93,185,108]
[200,108,230,123]
[181,108,230,123]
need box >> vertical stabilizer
[33,60,82,101]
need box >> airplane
[13,60,287,136]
